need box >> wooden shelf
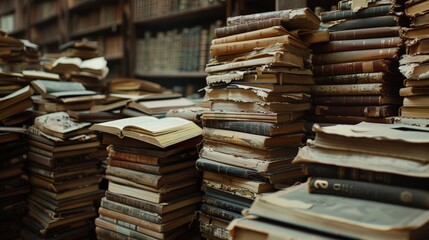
[134,71,207,78]
[68,0,117,12]
[71,21,122,38]
[133,3,225,28]
[0,7,14,16]
[32,13,57,26]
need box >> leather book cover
[328,16,402,31]
[313,95,402,106]
[314,72,400,85]
[312,47,400,65]
[329,26,401,41]
[200,203,243,221]
[314,105,399,117]
[312,37,402,54]
[321,4,395,22]
[313,59,396,76]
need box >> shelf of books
[0,0,29,39]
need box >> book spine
[202,195,247,214]
[315,72,393,85]
[308,177,429,209]
[106,166,160,188]
[212,26,287,45]
[312,37,402,54]
[0,155,25,168]
[328,15,400,31]
[105,191,161,214]
[107,159,159,174]
[329,26,401,41]
[314,105,398,117]
[226,10,293,26]
[337,0,351,10]
[200,204,242,221]
[95,227,126,240]
[304,164,429,189]
[196,158,266,182]
[101,199,161,224]
[202,120,272,136]
[202,127,268,150]
[321,4,394,22]
[313,96,386,106]
[109,150,157,165]
[96,219,156,240]
[312,83,384,96]
[312,59,395,76]
[200,222,229,240]
[312,47,399,65]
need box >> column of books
[311,1,405,124]
[0,31,40,240]
[229,123,429,239]
[397,0,429,125]
[90,116,202,239]
[22,111,104,239]
[198,8,320,240]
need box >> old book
[403,95,429,106]
[126,98,195,115]
[308,177,429,209]
[226,8,320,30]
[202,119,305,136]
[202,139,298,160]
[228,218,342,240]
[313,95,402,106]
[205,86,309,102]
[99,207,194,232]
[32,97,95,112]
[28,163,99,182]
[203,195,247,214]
[313,105,399,117]
[211,100,311,113]
[108,181,198,203]
[34,112,91,139]
[197,158,266,182]
[304,163,429,189]
[400,106,429,118]
[315,72,401,85]
[0,98,32,121]
[106,165,197,188]
[109,78,164,93]
[107,146,197,166]
[211,26,293,45]
[100,198,197,224]
[203,171,274,194]
[249,183,429,240]
[27,133,99,152]
[22,222,92,240]
[29,145,98,158]
[205,51,305,73]
[311,83,399,96]
[90,116,202,148]
[105,191,201,215]
[313,59,396,76]
[95,218,157,240]
[313,37,402,54]
[400,87,429,96]
[199,213,229,240]
[393,116,429,127]
[31,80,96,99]
[29,174,100,193]
[0,85,33,109]
[329,26,402,41]
[412,11,429,27]
[107,159,195,175]
[203,127,303,150]
[312,47,400,65]
[328,15,402,31]
[408,38,429,56]
[214,18,283,38]
[200,204,242,221]
[300,30,330,44]
[311,123,429,162]
[399,63,429,80]
[205,187,253,208]
[202,110,305,123]
[210,35,307,57]
[403,25,429,39]
[294,144,429,178]
[405,0,429,17]
[337,0,396,11]
[321,4,395,22]
[31,184,99,201]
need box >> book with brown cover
[313,59,396,76]
[314,105,399,117]
[312,47,400,65]
[315,72,401,85]
[107,159,195,175]
[329,26,402,41]
[407,38,429,56]
[214,18,283,38]
[212,26,293,45]
[201,110,305,123]
[226,8,320,30]
[312,83,399,96]
[202,127,303,150]
[328,15,402,31]
[210,100,311,113]
[321,4,396,22]
[313,95,402,106]
[312,37,402,54]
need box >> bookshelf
[0,0,29,39]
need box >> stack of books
[0,33,40,72]
[229,122,429,239]
[0,85,34,126]
[0,127,30,240]
[22,111,104,240]
[90,116,203,239]
[30,79,106,114]
[59,39,99,60]
[310,1,405,124]
[397,0,429,123]
[199,8,320,239]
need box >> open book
[90,116,202,148]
